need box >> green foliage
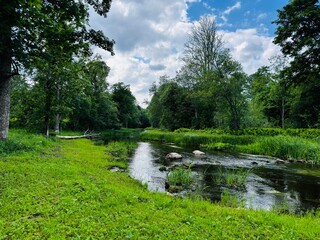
[202,142,236,152]
[112,82,142,128]
[101,129,142,142]
[273,0,320,127]
[147,80,193,130]
[167,168,193,186]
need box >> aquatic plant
[167,167,193,186]
[214,167,250,188]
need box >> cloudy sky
[90,0,288,105]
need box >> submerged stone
[193,150,205,156]
[166,152,183,160]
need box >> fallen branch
[56,134,100,140]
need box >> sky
[89,0,288,106]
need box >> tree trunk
[0,73,11,140]
[54,85,61,133]
[0,6,13,140]
[44,78,53,137]
[54,113,60,134]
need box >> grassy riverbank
[140,128,320,163]
[1,130,320,239]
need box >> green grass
[214,167,250,188]
[239,135,320,162]
[0,129,57,155]
[167,168,193,186]
[1,130,320,239]
[141,129,320,163]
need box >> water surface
[129,142,320,212]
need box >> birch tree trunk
[0,5,13,140]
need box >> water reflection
[129,142,320,212]
[129,142,167,191]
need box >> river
[129,141,320,213]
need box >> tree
[178,15,247,129]
[214,53,247,130]
[273,0,320,82]
[147,80,193,130]
[0,0,115,139]
[111,83,139,128]
[273,0,320,127]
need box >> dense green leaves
[273,0,320,82]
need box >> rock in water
[193,150,205,156]
[166,152,183,160]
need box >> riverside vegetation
[140,128,320,164]
[1,129,320,239]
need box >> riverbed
[129,141,320,213]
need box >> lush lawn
[1,130,320,239]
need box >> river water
[129,142,320,213]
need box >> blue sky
[187,0,287,35]
[90,0,289,105]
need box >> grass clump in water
[214,167,250,188]
[167,167,193,186]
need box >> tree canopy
[0,0,115,139]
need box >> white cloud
[221,28,280,74]
[257,13,268,21]
[89,1,280,106]
[219,1,241,26]
[223,2,241,15]
[90,0,191,105]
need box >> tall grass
[105,141,137,162]
[214,167,250,188]
[167,167,193,186]
[141,129,320,163]
[0,129,57,155]
[239,135,320,161]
